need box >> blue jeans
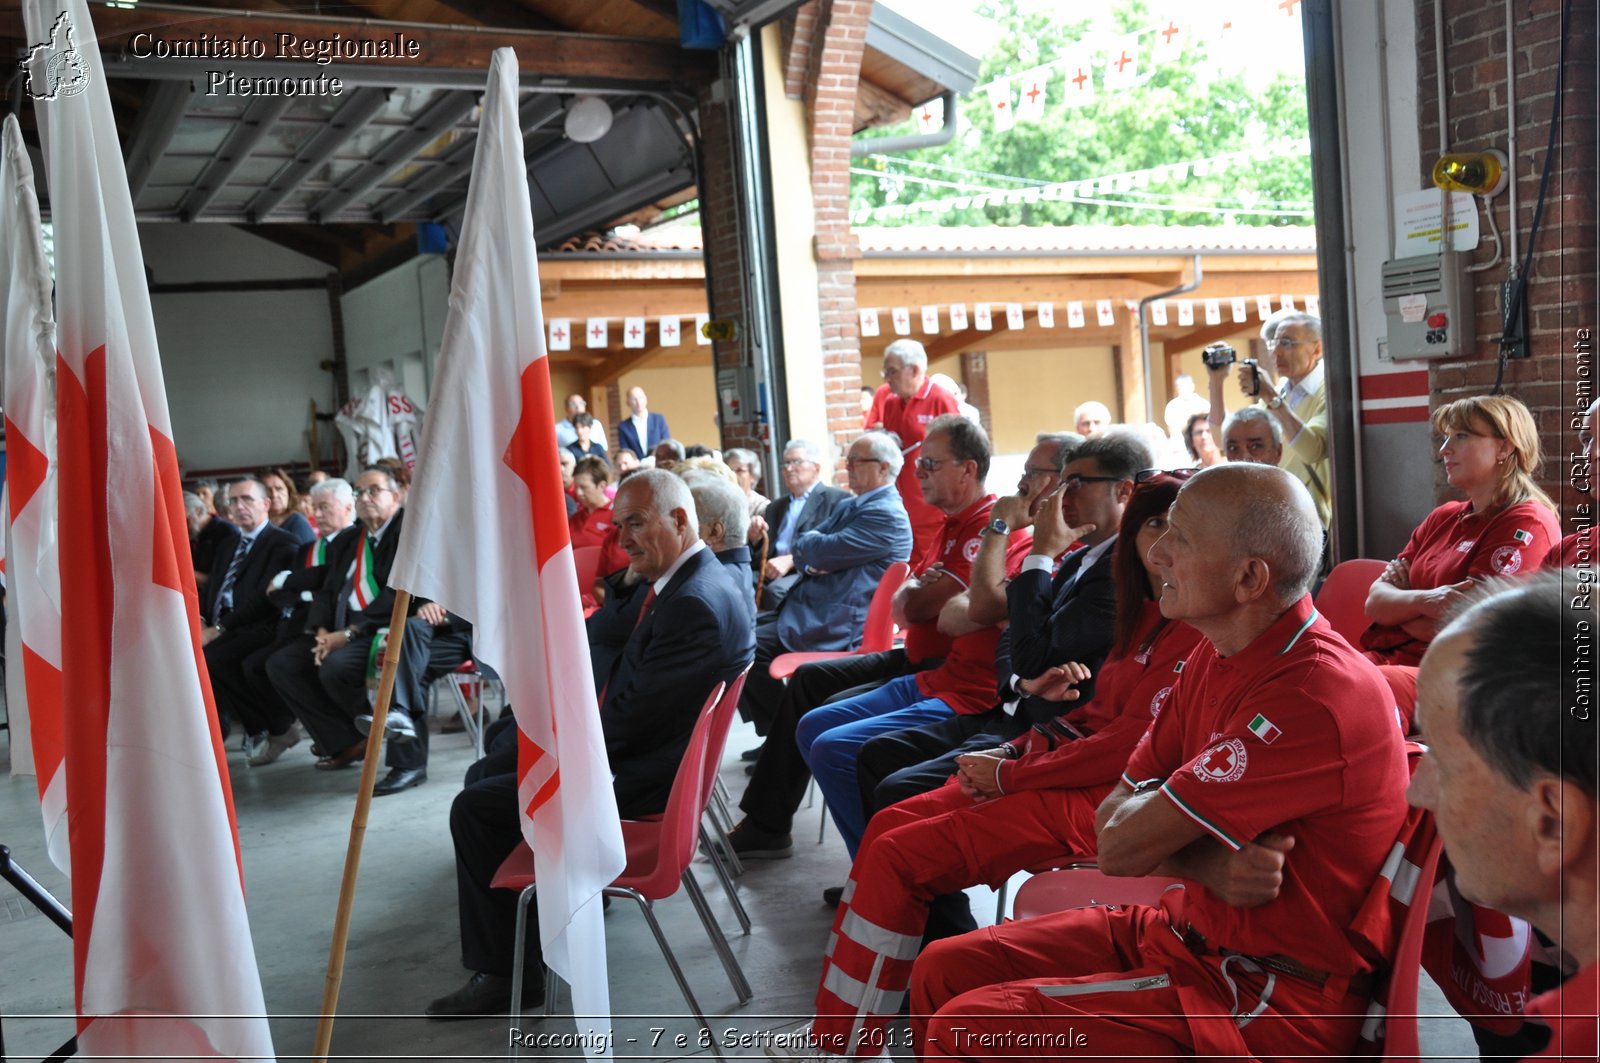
[795,674,954,856]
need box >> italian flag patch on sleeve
[1247,713,1281,744]
[1513,528,1533,544]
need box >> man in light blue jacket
[738,431,914,736]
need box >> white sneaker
[248,722,303,766]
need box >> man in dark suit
[614,385,671,458]
[265,465,422,784]
[426,469,755,1017]
[240,477,361,766]
[185,490,235,594]
[752,438,848,611]
[687,475,759,628]
[199,477,296,743]
[739,431,913,736]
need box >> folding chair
[1315,558,1387,649]
[433,660,490,757]
[493,680,753,1059]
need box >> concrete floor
[1,701,1482,1062]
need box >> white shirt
[652,539,707,595]
[630,413,650,448]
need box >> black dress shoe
[739,744,764,762]
[823,885,846,908]
[425,971,544,1020]
[373,766,427,795]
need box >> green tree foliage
[851,0,1313,227]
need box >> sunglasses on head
[1133,467,1199,485]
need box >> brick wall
[1416,0,1597,514]
[804,0,875,473]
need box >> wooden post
[1116,310,1145,426]
[311,589,413,1062]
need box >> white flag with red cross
[920,305,940,334]
[891,307,911,335]
[623,316,646,349]
[859,308,881,337]
[1014,67,1049,123]
[986,78,1014,132]
[659,315,681,346]
[1067,301,1086,328]
[1062,46,1096,107]
[585,318,608,348]
[549,318,572,351]
[1103,32,1142,91]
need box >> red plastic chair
[768,560,911,680]
[492,679,751,1058]
[1011,863,1182,922]
[573,544,603,616]
[1315,558,1387,649]
[694,668,753,929]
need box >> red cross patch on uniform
[1193,738,1248,783]
[1491,545,1523,574]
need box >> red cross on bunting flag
[1103,32,1141,91]
[659,316,681,346]
[973,303,993,330]
[1280,294,1297,311]
[1256,295,1275,320]
[623,317,645,349]
[1005,303,1025,330]
[1232,297,1249,323]
[1096,299,1116,327]
[986,78,1014,133]
[1153,19,1184,62]
[1064,45,1095,107]
[891,307,911,335]
[1015,67,1048,123]
[859,308,881,337]
[548,318,571,351]
[1204,300,1222,326]
[949,303,969,330]
[1066,301,1086,328]
[1150,300,1169,327]
[914,97,944,130]
[920,305,940,334]
[1036,302,1055,328]
[585,319,607,348]
[1176,300,1195,327]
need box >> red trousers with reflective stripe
[809,780,1106,1058]
[912,901,1367,1062]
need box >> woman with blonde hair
[1362,394,1560,669]
[259,467,316,546]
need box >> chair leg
[680,870,754,1004]
[698,823,751,935]
[993,877,1011,924]
[509,886,536,1059]
[609,886,727,1061]
[706,804,744,877]
[819,796,829,845]
[447,676,484,757]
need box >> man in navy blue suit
[614,385,671,458]
[752,439,849,611]
[738,431,912,735]
[427,468,755,1018]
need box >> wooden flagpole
[753,531,770,610]
[312,588,413,1062]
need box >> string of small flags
[855,138,1312,225]
[545,315,714,351]
[856,294,1322,338]
[916,1,1306,135]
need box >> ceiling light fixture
[564,96,613,144]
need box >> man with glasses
[267,465,425,783]
[879,338,960,559]
[198,477,296,743]
[1207,309,1330,526]
[737,432,914,738]
[856,432,1148,834]
[754,439,847,611]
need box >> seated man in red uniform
[878,338,959,560]
[1408,571,1597,1062]
[906,464,1411,1063]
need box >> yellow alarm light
[1432,150,1508,197]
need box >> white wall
[341,254,450,406]
[140,224,336,474]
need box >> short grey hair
[1222,405,1284,446]
[782,438,824,466]
[1074,400,1112,427]
[1190,464,1321,603]
[724,448,761,485]
[855,430,904,477]
[1443,571,1595,796]
[1262,309,1321,344]
[883,338,928,371]
[689,477,748,551]
[625,467,698,527]
[310,477,355,508]
[183,491,206,516]
[1035,431,1084,473]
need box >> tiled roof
[545,224,1316,256]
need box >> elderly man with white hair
[686,473,759,627]
[755,438,848,611]
[1073,400,1113,436]
[427,468,755,1018]
[1208,309,1330,526]
[880,338,961,558]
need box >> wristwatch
[982,517,1009,537]
[1266,394,1284,410]
[343,626,358,641]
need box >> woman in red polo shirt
[1362,395,1559,669]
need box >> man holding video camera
[1205,309,1330,527]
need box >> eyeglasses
[782,458,817,468]
[1021,465,1058,480]
[1265,337,1306,351]
[881,364,906,377]
[1134,467,1200,485]
[357,485,395,499]
[1060,474,1126,492]
[915,456,951,473]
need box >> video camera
[1201,342,1260,397]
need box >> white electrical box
[1381,251,1475,360]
